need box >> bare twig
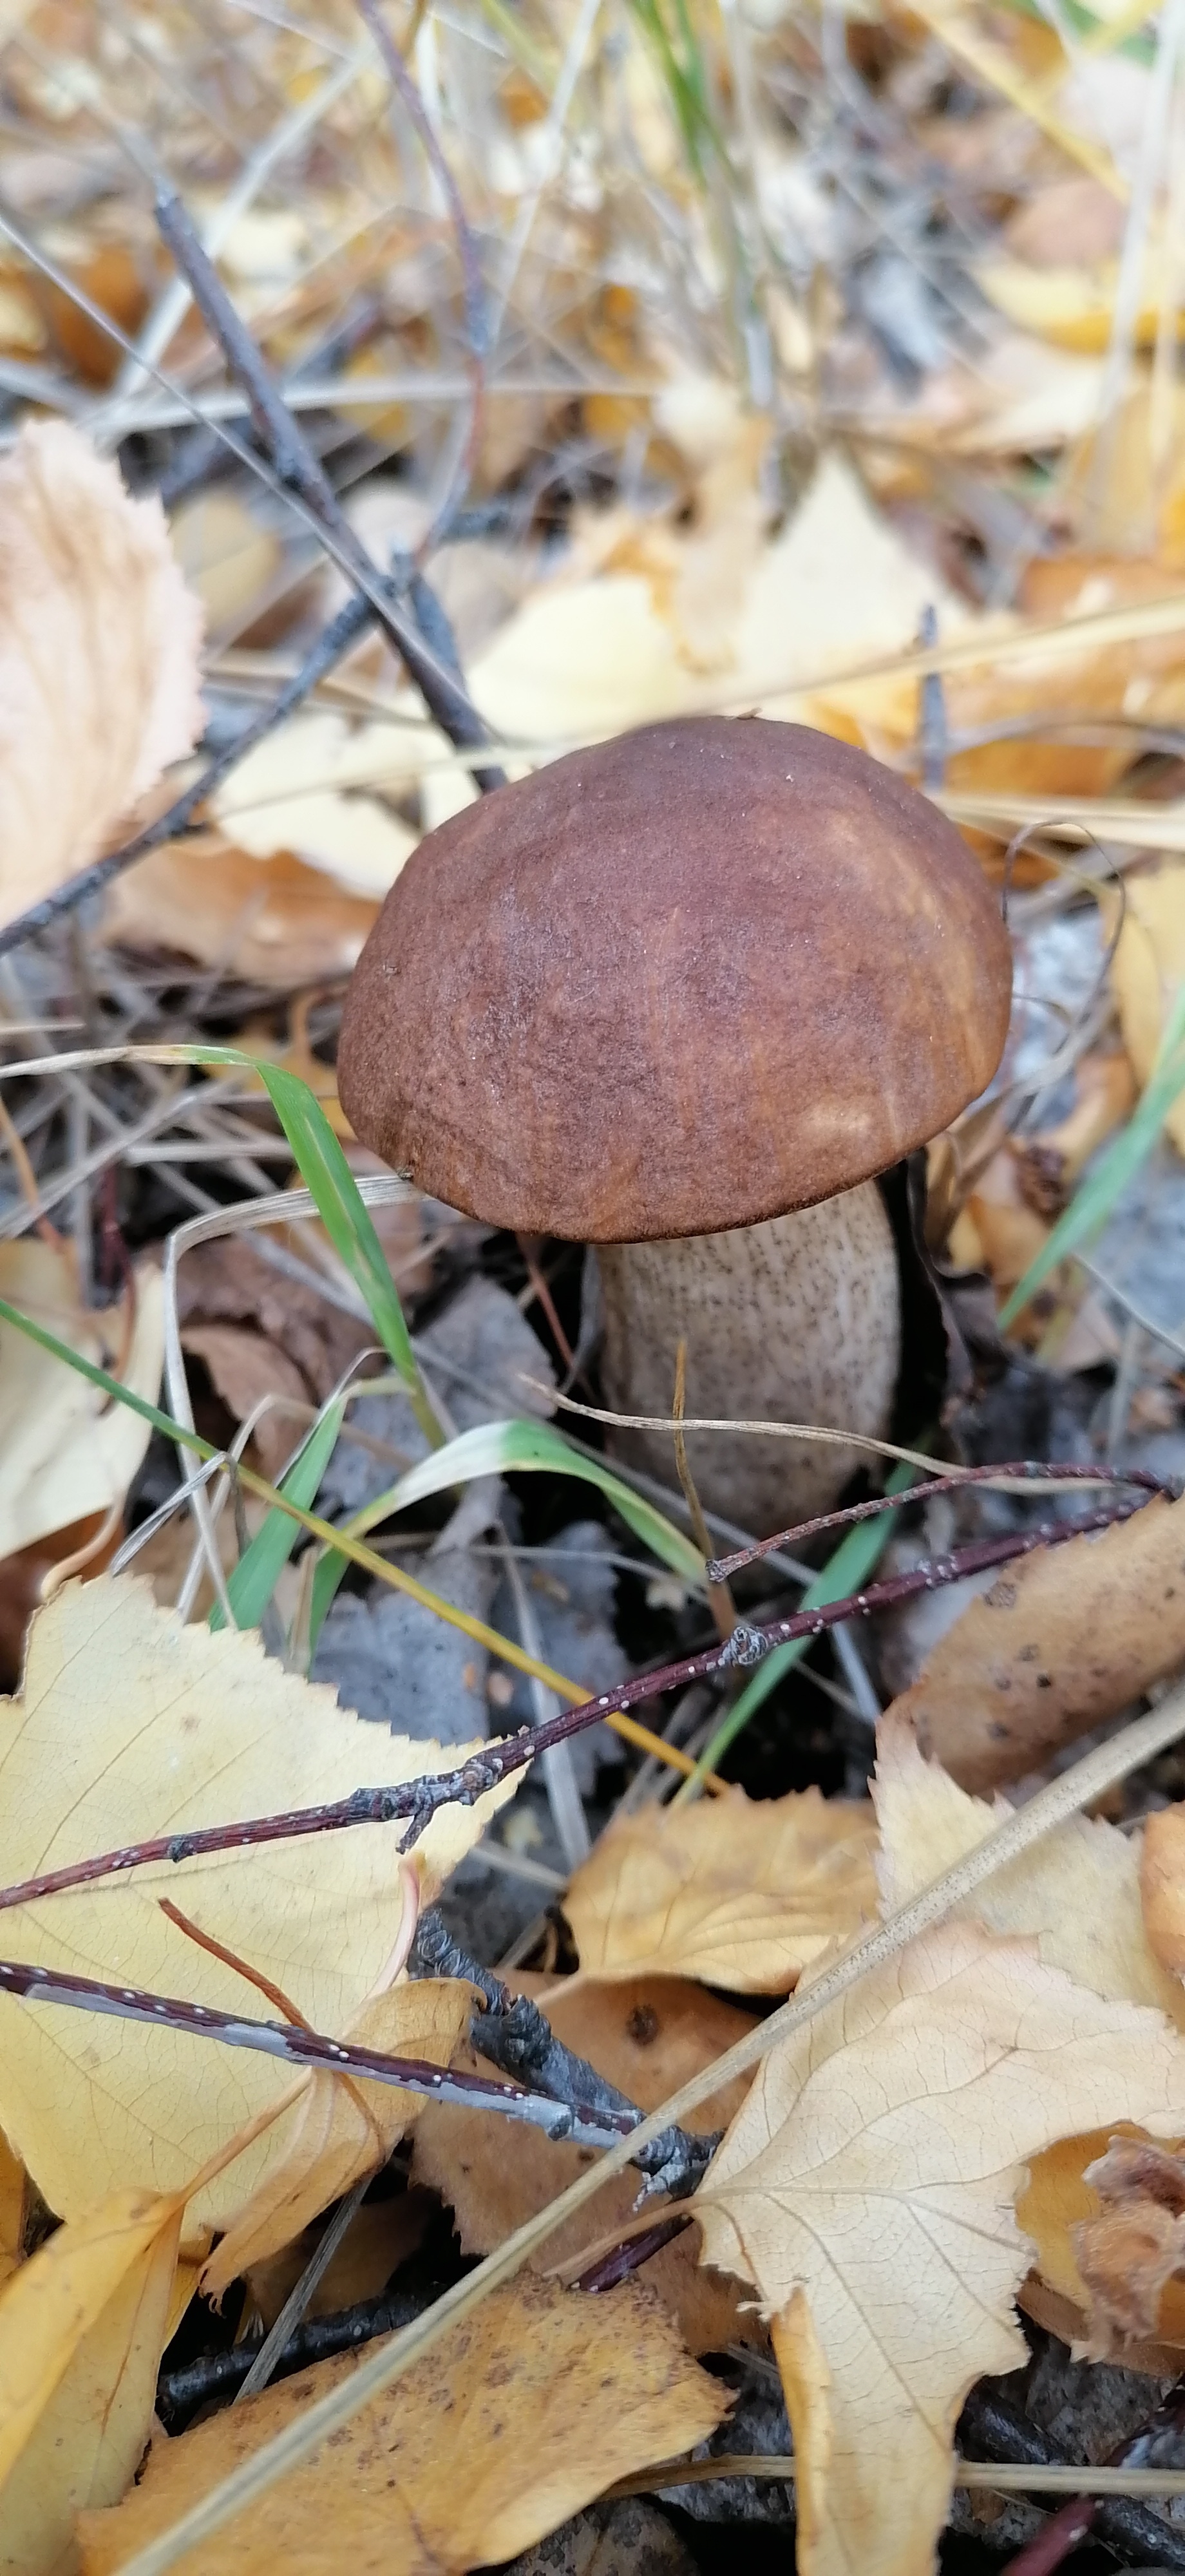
[706,1461,1175,1582]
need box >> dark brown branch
[155,188,504,785]
[1000,2374,1185,2576]
[0,1495,1146,1913]
[959,2380,1185,2571]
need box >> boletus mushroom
[337,715,1012,1533]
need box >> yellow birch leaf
[0,2183,184,2576]
[697,1918,1185,2576]
[0,1243,164,1558]
[564,1785,878,1991]
[78,2271,729,2576]
[0,1577,515,2230]
[978,254,1181,354]
[873,1712,1185,2023]
[202,1978,473,2298]
[0,419,204,932]
[1104,862,1185,1153]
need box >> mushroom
[337,715,1012,1534]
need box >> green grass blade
[679,1459,920,1794]
[177,1046,442,1450]
[211,1397,347,1634]
[998,985,1185,1330]
[308,1416,706,1649]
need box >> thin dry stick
[113,1676,1185,2576]
[607,2459,1185,2501]
[672,1339,735,1643]
[707,1459,1174,1582]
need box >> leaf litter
[14,0,1185,2571]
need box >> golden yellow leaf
[697,1919,1185,2576]
[0,1576,515,2230]
[0,419,204,931]
[565,1785,878,1992]
[1142,1802,1185,1969]
[1104,862,1185,1153]
[0,2131,24,2292]
[0,2183,184,2576]
[78,2270,728,2576]
[0,1242,164,1560]
[979,252,1181,353]
[886,1492,1185,1790]
[873,1712,1185,2022]
[202,1979,473,2299]
[413,1972,760,2359]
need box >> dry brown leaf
[0,1576,514,2231]
[1018,2123,1185,2362]
[245,2191,433,2334]
[697,1918,1185,2576]
[0,2182,184,2576]
[564,1786,878,1992]
[413,1973,762,2356]
[0,2134,24,2292]
[202,1980,472,2300]
[78,2269,728,2576]
[0,1240,164,1560]
[102,836,380,986]
[0,419,204,929]
[873,1712,1185,2022]
[1072,2136,1185,2353]
[886,1491,1185,1790]
[179,1323,312,1484]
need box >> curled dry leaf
[78,2269,729,2576]
[0,2183,185,2576]
[201,1979,472,2300]
[103,835,381,987]
[0,1240,165,1560]
[413,1972,762,2357]
[0,1577,515,2231]
[886,1492,1185,1791]
[1073,2136,1185,2354]
[697,1918,1185,2576]
[1017,2125,1185,2365]
[564,1785,879,1992]
[0,419,204,930]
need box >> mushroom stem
[596,1180,902,1537]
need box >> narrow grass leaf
[210,1398,347,1634]
[308,1417,705,1647]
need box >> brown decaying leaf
[0,2183,185,2576]
[245,2192,433,2335]
[0,419,204,930]
[77,2270,729,2576]
[696,1917,1185,2576]
[0,1577,514,2233]
[1018,2124,1185,2362]
[887,1492,1185,1790]
[563,1785,879,1992]
[413,1973,762,2356]
[102,836,380,987]
[1073,2136,1185,2354]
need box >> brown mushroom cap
[337,714,1012,1242]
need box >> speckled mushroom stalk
[596,1184,901,1531]
[337,715,1012,1540]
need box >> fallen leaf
[0,1575,514,2230]
[179,1322,312,1484]
[0,419,204,931]
[244,2189,433,2333]
[1073,2134,1185,2353]
[1104,862,1185,1153]
[873,1711,1185,2022]
[78,2270,728,2575]
[564,1785,879,1992]
[169,491,283,638]
[103,835,381,985]
[0,1240,164,1559]
[413,1973,762,2356]
[202,1980,473,2299]
[886,1490,1185,1790]
[0,2182,184,2576]
[0,2134,24,2290]
[212,711,419,894]
[697,1917,1185,2576]
[978,251,1180,353]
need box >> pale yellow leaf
[213,712,419,895]
[886,1492,1185,1790]
[169,492,283,636]
[565,1785,878,1992]
[0,1576,515,2230]
[0,2183,183,2576]
[1104,862,1185,1153]
[202,1978,473,2298]
[697,1918,1185,2576]
[78,2270,728,2575]
[979,251,1179,353]
[0,419,204,929]
[873,1712,1185,2022]
[471,573,692,745]
[0,1243,164,1558]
